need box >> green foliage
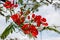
[32,0,36,2]
[6,15,10,22]
[0,23,15,39]
[41,27,60,34]
[0,7,7,16]
[31,2,40,12]
[18,0,23,5]
[0,0,60,39]
[18,0,53,12]
[42,2,48,6]
[0,7,4,16]
[0,12,4,16]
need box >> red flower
[33,15,48,27]
[21,24,38,38]
[21,24,30,34]
[32,14,35,18]
[11,14,25,25]
[3,1,12,8]
[42,23,48,26]
[31,30,38,38]
[20,11,23,15]
[41,18,48,27]
[15,18,21,25]
[14,4,18,7]
[34,15,41,22]
[11,14,19,22]
[3,1,18,9]
[11,14,21,25]
[34,15,41,27]
[37,21,41,27]
[21,16,25,23]
[3,1,13,8]
[28,16,30,19]
[29,25,38,38]
[41,18,46,22]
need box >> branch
[41,27,60,34]
[0,23,15,39]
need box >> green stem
[10,9,12,16]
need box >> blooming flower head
[11,14,21,25]
[0,0,49,39]
[41,18,46,22]
[32,14,48,27]
[28,16,30,19]
[11,13,25,25]
[29,25,38,38]
[21,24,30,34]
[32,14,35,18]
[42,23,48,27]
[11,14,19,22]
[21,24,38,38]
[3,1,18,9]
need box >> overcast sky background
[0,0,60,40]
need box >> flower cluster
[11,12,48,38]
[11,13,24,26]
[3,0,48,38]
[27,14,48,27]
[3,1,18,9]
[21,24,38,38]
[31,14,48,27]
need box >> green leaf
[42,2,48,6]
[32,0,36,2]
[47,27,60,33]
[0,7,7,13]
[40,0,44,2]
[41,27,60,34]
[46,0,53,4]
[0,23,15,39]
[0,12,5,16]
[31,2,40,12]
[6,15,10,22]
[29,33,33,38]
[0,8,2,11]
[18,0,23,5]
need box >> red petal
[5,1,11,4]
[37,21,41,27]
[14,4,18,7]
[29,25,36,30]
[11,14,19,22]
[6,6,11,8]
[20,11,23,15]
[21,24,30,34]
[21,24,29,30]
[42,23,48,26]
[10,4,14,7]
[41,18,46,22]
[3,1,11,8]
[21,17,25,23]
[34,15,41,22]
[15,19,21,25]
[32,14,35,18]
[31,31,38,38]
[29,25,38,38]
[28,16,30,19]
[24,30,30,34]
